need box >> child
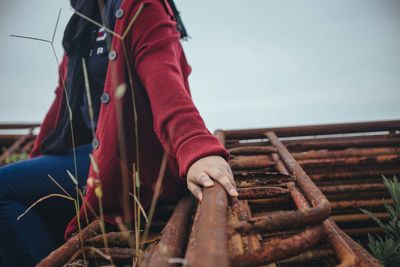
[0,0,237,266]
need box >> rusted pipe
[330,199,392,210]
[189,183,229,267]
[0,132,33,163]
[228,146,277,155]
[298,154,400,168]
[230,132,331,234]
[331,212,389,223]
[311,168,400,180]
[236,200,262,253]
[221,120,400,139]
[319,183,386,194]
[229,155,276,169]
[232,204,329,234]
[147,197,194,267]
[36,220,101,267]
[184,205,200,266]
[234,172,293,188]
[0,123,40,130]
[76,247,135,261]
[264,132,330,211]
[293,147,400,160]
[237,186,289,199]
[277,247,334,264]
[332,222,383,266]
[228,207,244,256]
[231,225,325,267]
[284,135,400,151]
[287,182,356,267]
[271,153,290,175]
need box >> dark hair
[64,0,188,54]
[167,0,189,40]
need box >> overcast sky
[0,0,399,132]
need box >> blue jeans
[0,144,92,267]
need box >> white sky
[0,0,399,132]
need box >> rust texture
[190,183,230,267]
[228,145,277,155]
[220,120,397,266]
[232,226,325,267]
[146,197,194,267]
[228,155,276,169]
[36,220,101,267]
[237,186,289,199]
[287,182,357,267]
[2,120,397,266]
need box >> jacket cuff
[177,134,230,177]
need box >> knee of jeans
[0,168,12,201]
[0,182,7,201]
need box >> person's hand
[186,155,238,201]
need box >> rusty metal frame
[5,120,397,266]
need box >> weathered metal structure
[1,120,399,266]
[0,123,38,165]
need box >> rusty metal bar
[330,199,392,210]
[293,147,400,160]
[331,212,389,223]
[238,186,289,199]
[37,220,101,267]
[287,182,357,267]
[264,132,330,210]
[232,132,331,234]
[277,247,334,264]
[185,132,231,267]
[221,120,400,139]
[319,183,386,194]
[0,123,40,130]
[238,183,387,201]
[186,183,229,267]
[271,153,290,175]
[311,168,400,180]
[232,200,328,234]
[228,146,277,155]
[226,135,400,151]
[298,154,400,168]
[331,222,383,266]
[76,247,135,261]
[231,225,325,267]
[284,134,400,151]
[0,131,33,164]
[184,205,200,266]
[146,197,194,267]
[234,172,293,188]
[228,155,276,169]
[228,207,244,257]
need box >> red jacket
[30,0,229,240]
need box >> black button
[115,8,124,19]
[109,50,117,61]
[101,93,110,104]
[92,138,99,149]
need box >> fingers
[224,165,236,188]
[187,181,203,201]
[193,173,215,187]
[205,168,238,197]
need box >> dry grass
[10,3,175,266]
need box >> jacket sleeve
[130,1,230,177]
[30,53,68,158]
